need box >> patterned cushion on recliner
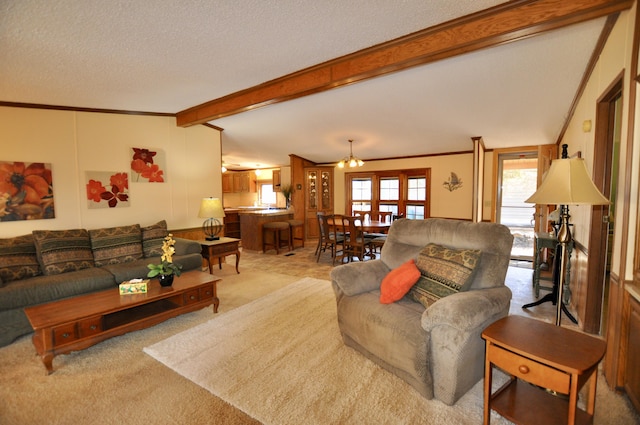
[32,229,95,275]
[408,243,481,308]
[89,224,143,267]
[0,234,41,285]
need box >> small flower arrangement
[147,234,182,277]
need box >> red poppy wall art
[0,161,55,221]
[86,171,130,209]
[130,147,166,183]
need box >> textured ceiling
[1,1,608,169]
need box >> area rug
[144,277,516,424]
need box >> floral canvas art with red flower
[130,147,166,183]
[85,171,130,209]
[0,161,55,221]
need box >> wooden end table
[24,271,220,374]
[482,315,606,425]
[199,237,241,274]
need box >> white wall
[559,6,638,280]
[0,106,221,237]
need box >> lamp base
[205,236,220,241]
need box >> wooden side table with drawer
[199,237,241,274]
[482,315,606,425]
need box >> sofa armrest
[421,286,512,333]
[330,259,390,297]
[173,238,202,256]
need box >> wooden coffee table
[24,270,220,374]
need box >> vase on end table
[158,274,174,287]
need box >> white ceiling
[1,1,607,169]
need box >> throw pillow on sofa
[32,229,95,276]
[89,224,143,267]
[0,234,41,285]
[141,220,168,257]
[379,258,421,304]
[408,243,481,308]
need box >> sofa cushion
[379,259,421,304]
[141,220,168,258]
[32,229,95,276]
[0,234,41,285]
[89,224,143,267]
[0,267,115,310]
[408,243,481,308]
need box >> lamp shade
[198,197,225,218]
[525,158,609,206]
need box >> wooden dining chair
[369,212,404,254]
[352,210,370,221]
[341,215,373,263]
[316,212,344,265]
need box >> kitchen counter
[239,209,294,251]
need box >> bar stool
[287,219,305,249]
[262,221,291,254]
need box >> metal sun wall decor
[0,160,55,221]
[443,172,463,192]
[86,171,130,209]
[130,147,166,183]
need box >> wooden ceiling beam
[176,0,633,127]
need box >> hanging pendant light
[337,139,364,168]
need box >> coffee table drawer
[78,316,103,337]
[53,323,78,345]
[183,289,200,305]
[199,284,214,300]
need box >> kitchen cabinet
[222,174,233,193]
[305,167,333,239]
[223,172,256,193]
[273,169,281,191]
[223,209,241,239]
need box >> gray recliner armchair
[330,218,513,405]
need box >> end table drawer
[488,344,570,394]
[53,323,78,345]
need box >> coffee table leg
[235,250,240,274]
[42,352,55,374]
[212,281,219,313]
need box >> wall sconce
[582,120,592,133]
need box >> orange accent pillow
[379,259,421,304]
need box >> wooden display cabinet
[304,167,333,239]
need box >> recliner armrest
[421,286,512,332]
[330,259,390,296]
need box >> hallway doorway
[496,153,538,260]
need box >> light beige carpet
[145,277,511,424]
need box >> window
[406,176,426,219]
[350,177,372,213]
[379,177,399,216]
[346,169,430,219]
[259,183,276,206]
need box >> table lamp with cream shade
[525,154,609,326]
[198,197,225,241]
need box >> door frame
[584,75,622,333]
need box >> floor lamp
[525,157,609,326]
